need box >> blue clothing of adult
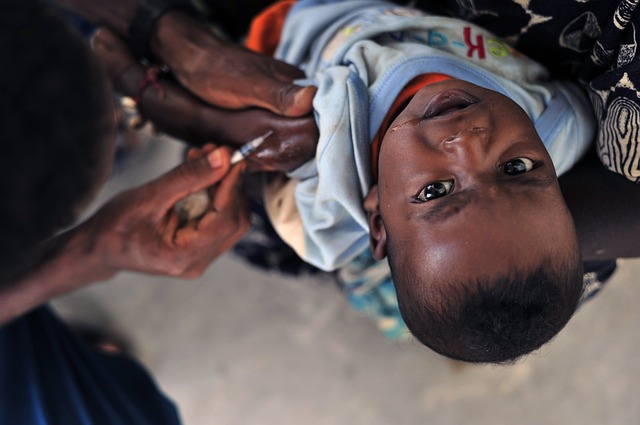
[0,306,181,425]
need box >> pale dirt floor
[53,135,640,425]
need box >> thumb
[148,148,233,208]
[266,84,317,117]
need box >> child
[247,0,596,363]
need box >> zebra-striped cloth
[414,0,640,182]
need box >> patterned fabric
[336,250,410,341]
[414,0,640,181]
[579,260,618,306]
[232,198,322,277]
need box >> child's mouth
[423,90,479,119]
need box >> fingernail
[293,86,309,105]
[288,86,316,115]
[207,149,223,168]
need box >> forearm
[0,224,116,326]
[54,0,211,65]
[560,150,640,261]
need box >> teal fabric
[337,250,410,341]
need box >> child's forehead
[401,204,574,275]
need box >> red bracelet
[133,65,166,104]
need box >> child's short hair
[390,248,584,364]
[0,0,112,281]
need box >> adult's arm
[0,148,249,326]
[560,150,640,261]
[92,27,318,172]
[54,0,316,116]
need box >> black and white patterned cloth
[415,0,640,182]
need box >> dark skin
[66,0,640,260]
[53,1,317,116]
[365,79,579,302]
[559,150,640,260]
[91,27,318,173]
[0,95,250,325]
[365,80,640,264]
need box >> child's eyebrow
[505,172,557,189]
[412,191,474,222]
[411,173,556,222]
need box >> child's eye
[500,158,534,175]
[416,180,454,202]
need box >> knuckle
[181,268,202,279]
[176,161,200,182]
[167,262,188,277]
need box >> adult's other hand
[150,11,316,117]
[93,27,318,172]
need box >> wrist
[128,0,200,64]
[149,10,225,72]
[0,226,117,325]
[52,224,119,290]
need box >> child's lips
[423,89,479,119]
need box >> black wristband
[128,0,199,63]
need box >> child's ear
[363,184,387,260]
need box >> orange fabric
[245,1,296,55]
[371,73,452,181]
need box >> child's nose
[441,126,490,157]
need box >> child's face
[371,79,578,295]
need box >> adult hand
[93,27,318,172]
[55,0,316,116]
[83,147,249,278]
[150,11,317,117]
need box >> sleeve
[579,0,640,183]
[586,66,640,183]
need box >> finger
[187,204,251,274]
[210,162,246,214]
[186,143,216,160]
[196,163,246,230]
[200,143,217,153]
[282,85,317,118]
[184,223,248,276]
[91,27,137,79]
[270,59,307,82]
[186,148,200,160]
[172,217,199,247]
[258,84,317,118]
[147,147,232,210]
[163,205,182,244]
